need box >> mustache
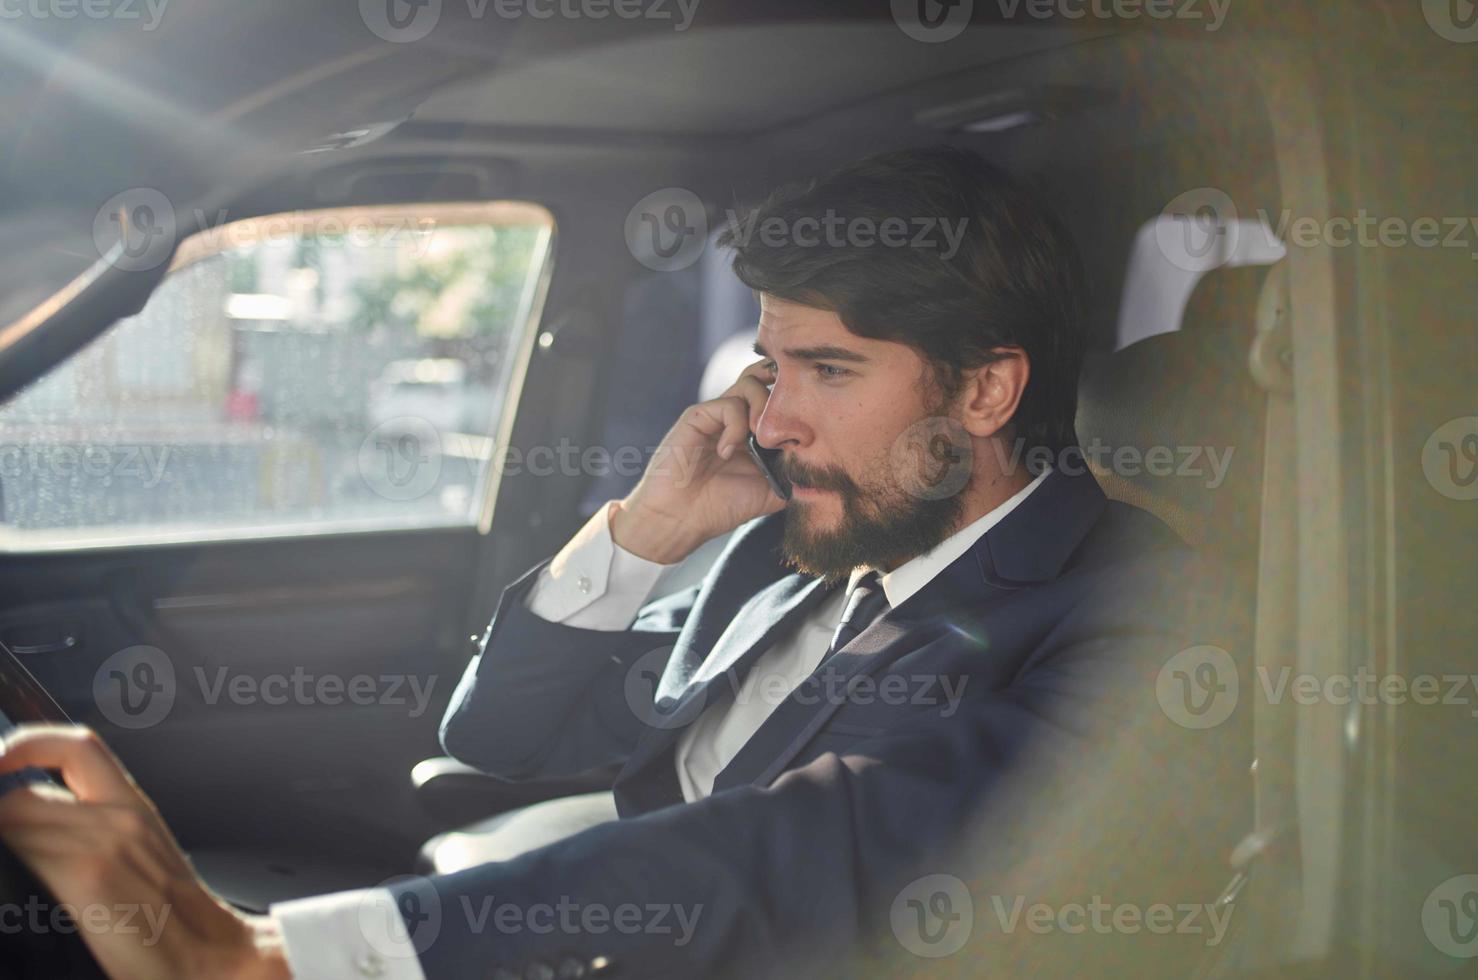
[782,457,857,494]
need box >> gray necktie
[826,571,890,661]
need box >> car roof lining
[0,14,1279,390]
[411,21,1096,137]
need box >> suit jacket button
[353,952,387,977]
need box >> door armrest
[410,756,615,826]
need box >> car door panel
[0,527,479,869]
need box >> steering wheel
[0,642,109,978]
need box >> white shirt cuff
[272,887,428,980]
[525,499,675,630]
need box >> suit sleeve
[403,551,1250,980]
[439,502,701,779]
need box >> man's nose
[754,384,810,451]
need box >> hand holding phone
[612,358,787,564]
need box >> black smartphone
[746,433,792,501]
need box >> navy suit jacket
[411,469,1248,978]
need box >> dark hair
[716,145,1086,455]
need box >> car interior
[0,2,1473,977]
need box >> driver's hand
[0,725,290,980]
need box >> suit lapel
[719,548,985,790]
[677,574,834,695]
[627,572,838,775]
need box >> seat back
[1077,265,1270,590]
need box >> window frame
[0,200,557,554]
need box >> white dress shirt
[267,469,1049,978]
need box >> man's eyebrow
[751,341,871,364]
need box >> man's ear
[958,347,1029,439]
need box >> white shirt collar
[845,468,1052,608]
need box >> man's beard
[776,445,968,586]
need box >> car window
[0,202,554,550]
